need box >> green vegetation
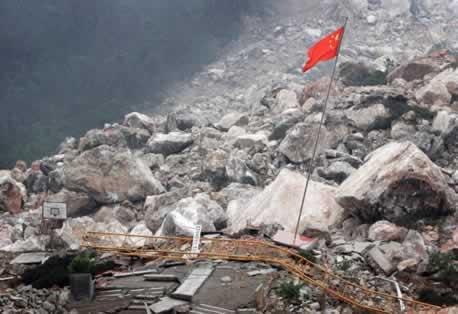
[68,252,96,274]
[298,250,317,264]
[276,281,304,300]
[427,251,458,283]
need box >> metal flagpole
[293,17,348,245]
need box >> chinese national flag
[302,27,344,73]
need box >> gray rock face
[146,132,193,156]
[46,189,96,217]
[65,145,165,204]
[158,193,227,236]
[336,141,456,226]
[227,169,344,234]
[214,112,249,131]
[279,123,332,163]
[416,79,452,107]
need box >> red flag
[302,27,344,73]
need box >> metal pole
[294,18,348,245]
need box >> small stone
[220,276,232,283]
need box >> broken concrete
[150,297,189,314]
[172,266,214,301]
[367,247,395,276]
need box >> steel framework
[82,231,440,314]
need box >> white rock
[227,169,344,234]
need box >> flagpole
[293,17,348,245]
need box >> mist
[0,1,272,168]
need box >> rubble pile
[1,0,458,311]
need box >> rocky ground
[1,0,458,313]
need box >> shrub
[68,252,96,274]
[427,251,458,283]
[298,250,317,264]
[276,281,304,300]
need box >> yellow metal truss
[81,231,440,314]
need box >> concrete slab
[172,266,214,301]
[114,269,158,278]
[368,247,395,275]
[10,252,49,265]
[150,297,189,314]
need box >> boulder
[317,161,356,184]
[271,89,300,114]
[57,137,78,154]
[124,223,153,248]
[57,217,127,250]
[215,183,261,209]
[368,221,408,242]
[203,149,228,186]
[48,167,65,193]
[338,61,386,86]
[65,145,165,204]
[233,133,268,152]
[387,58,440,83]
[225,150,258,186]
[336,141,456,226]
[24,169,48,194]
[344,103,392,131]
[158,193,227,236]
[0,224,14,249]
[429,68,458,96]
[401,230,429,272]
[416,79,452,107]
[227,169,344,234]
[123,112,156,133]
[144,188,189,233]
[222,126,246,146]
[146,132,193,156]
[279,123,332,163]
[46,189,96,217]
[1,235,49,252]
[140,153,165,170]
[269,109,304,141]
[0,171,26,214]
[214,112,249,131]
[78,125,150,151]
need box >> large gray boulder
[144,188,189,233]
[146,132,193,156]
[336,141,456,226]
[279,123,332,163]
[344,103,392,131]
[269,108,304,141]
[64,145,165,204]
[158,193,227,236]
[79,126,150,151]
[123,112,156,133]
[214,112,249,131]
[225,150,258,186]
[227,169,344,234]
